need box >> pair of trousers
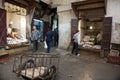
[33,40,38,52]
[72,42,78,55]
[46,41,51,53]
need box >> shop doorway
[51,8,59,47]
[72,0,112,57]
[4,2,28,49]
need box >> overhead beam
[72,0,104,6]
[79,14,104,19]
[72,0,105,18]
[14,0,28,6]
[77,3,105,11]
[28,1,38,10]
[5,0,28,8]
[72,5,79,18]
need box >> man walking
[31,26,40,52]
[71,30,80,56]
[45,29,53,53]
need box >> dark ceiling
[72,0,106,21]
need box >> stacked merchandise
[80,35,101,50]
[6,37,28,49]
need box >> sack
[44,41,48,48]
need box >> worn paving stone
[0,48,120,80]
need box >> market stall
[4,2,29,49]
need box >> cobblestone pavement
[0,47,120,80]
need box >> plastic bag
[44,41,48,48]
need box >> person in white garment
[7,24,13,36]
[71,30,80,56]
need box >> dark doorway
[43,21,49,40]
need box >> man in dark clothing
[31,26,40,52]
[45,29,53,53]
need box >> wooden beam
[71,4,79,18]
[28,1,38,10]
[79,7,105,12]
[72,0,104,6]
[14,0,28,6]
[77,3,105,10]
[5,0,27,8]
[87,19,103,22]
[80,14,104,18]
[72,0,105,18]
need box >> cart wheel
[42,65,56,80]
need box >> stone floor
[0,47,120,80]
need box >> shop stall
[4,2,28,49]
[72,0,112,57]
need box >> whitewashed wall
[58,10,76,49]
[41,0,51,4]
[106,0,120,44]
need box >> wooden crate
[107,49,120,65]
[107,56,120,65]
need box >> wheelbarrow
[13,53,60,80]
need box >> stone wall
[106,0,120,44]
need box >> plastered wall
[58,10,76,49]
[7,13,26,38]
[55,0,84,49]
[106,0,120,44]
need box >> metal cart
[13,53,60,80]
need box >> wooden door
[71,19,78,42]
[0,8,7,48]
[43,21,49,40]
[102,17,112,50]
